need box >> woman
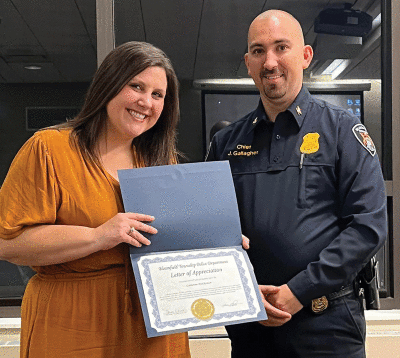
[0,41,191,357]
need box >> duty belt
[311,284,354,314]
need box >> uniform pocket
[296,162,336,209]
[297,165,310,208]
[342,294,366,344]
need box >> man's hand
[261,284,303,316]
[258,285,292,327]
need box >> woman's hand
[92,212,157,251]
[1,213,157,266]
[242,234,250,249]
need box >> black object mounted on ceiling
[314,3,373,37]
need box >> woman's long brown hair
[59,41,180,166]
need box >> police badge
[300,133,320,154]
[311,296,329,314]
[299,133,320,169]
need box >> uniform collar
[248,86,312,133]
[246,99,270,134]
[286,86,312,128]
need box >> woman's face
[106,66,168,141]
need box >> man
[206,10,387,358]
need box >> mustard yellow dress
[0,129,190,358]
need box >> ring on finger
[129,227,136,234]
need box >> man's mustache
[261,69,283,77]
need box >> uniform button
[276,135,280,140]
[273,156,279,162]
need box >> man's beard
[262,83,286,99]
[261,70,286,99]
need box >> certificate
[119,161,267,337]
[131,247,265,337]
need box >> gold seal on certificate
[191,298,215,320]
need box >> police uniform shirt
[206,86,387,306]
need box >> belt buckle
[311,296,329,314]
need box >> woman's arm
[0,213,157,266]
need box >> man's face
[245,14,313,108]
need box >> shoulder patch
[352,124,376,157]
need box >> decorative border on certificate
[136,247,261,333]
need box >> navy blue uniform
[206,87,387,357]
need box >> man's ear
[303,45,314,70]
[244,52,251,75]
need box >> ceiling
[0,0,382,84]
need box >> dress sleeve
[0,133,59,239]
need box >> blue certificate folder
[118,161,267,337]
